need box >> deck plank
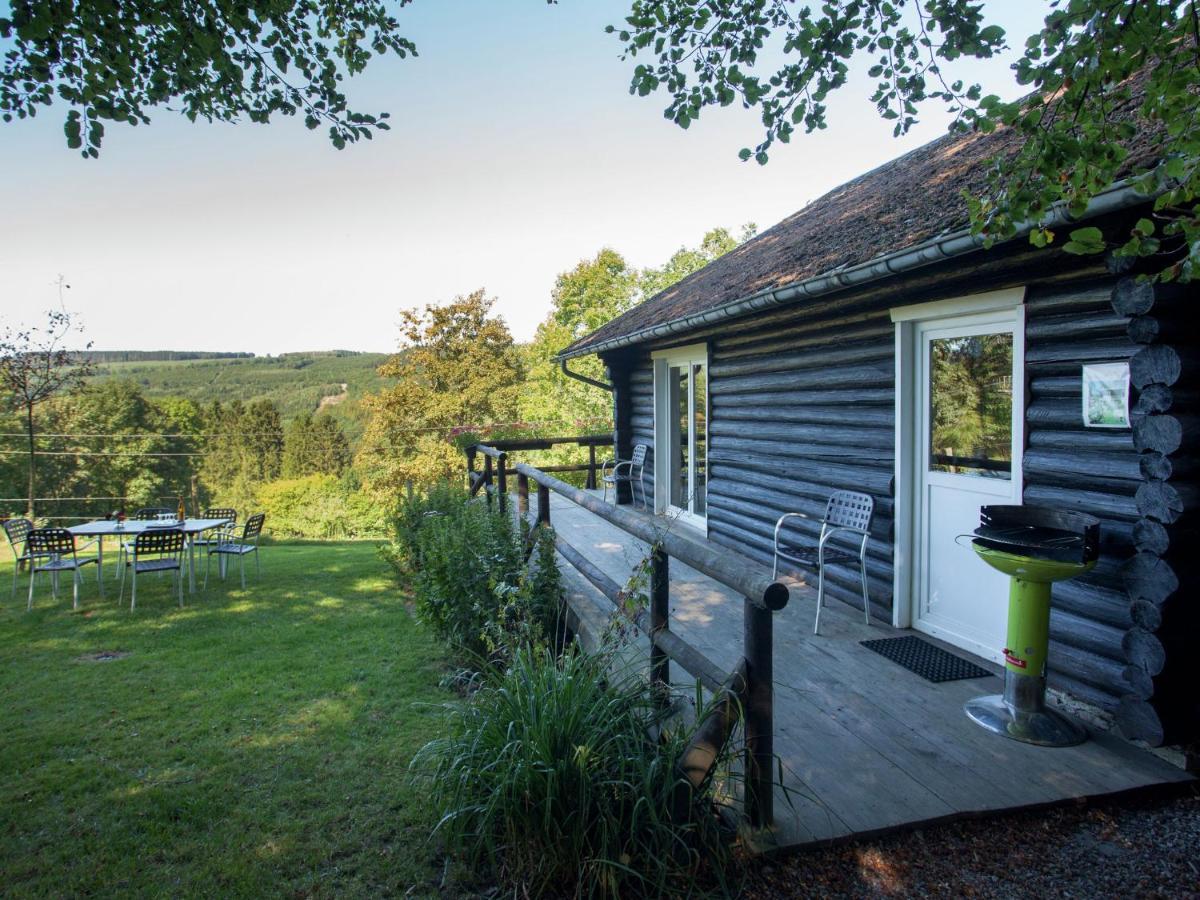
[546,493,1192,849]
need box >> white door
[913,311,1023,663]
[653,345,708,530]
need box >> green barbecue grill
[964,505,1100,747]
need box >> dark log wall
[604,272,1197,747]
[705,314,897,620]
[1024,276,1199,744]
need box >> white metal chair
[4,517,51,600]
[601,443,648,508]
[25,528,102,610]
[773,490,875,635]
[120,528,186,610]
[205,513,265,589]
[191,507,237,558]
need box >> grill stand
[965,543,1092,747]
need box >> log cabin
[557,105,1198,750]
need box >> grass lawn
[0,540,452,897]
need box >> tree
[611,1,1200,280]
[0,1,416,157]
[519,227,755,433]
[0,298,94,516]
[283,413,351,478]
[360,290,524,490]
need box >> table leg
[97,538,104,583]
[188,536,197,593]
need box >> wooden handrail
[499,453,788,829]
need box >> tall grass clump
[411,643,731,898]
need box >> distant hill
[89,350,392,437]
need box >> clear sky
[0,1,1049,354]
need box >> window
[928,333,1013,478]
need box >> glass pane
[671,365,688,508]
[929,333,1013,478]
[692,363,707,516]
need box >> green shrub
[255,474,388,539]
[411,643,730,898]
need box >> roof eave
[557,179,1150,361]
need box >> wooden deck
[546,492,1192,849]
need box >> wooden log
[1127,316,1163,344]
[1022,448,1142,489]
[1132,383,1173,415]
[537,482,550,527]
[709,419,894,450]
[517,472,530,518]
[1030,375,1081,398]
[710,460,892,518]
[1025,281,1114,316]
[673,658,749,821]
[710,467,897,522]
[1109,277,1156,316]
[1130,344,1182,389]
[1046,639,1129,697]
[520,464,789,611]
[1027,429,1134,452]
[1046,669,1121,713]
[715,318,893,360]
[1130,599,1163,632]
[1132,414,1193,455]
[710,361,894,397]
[1025,337,1136,367]
[711,387,895,407]
[1022,484,1141,522]
[650,548,669,693]
[1122,627,1167,676]
[714,404,894,429]
[1115,695,1165,746]
[1120,552,1179,605]
[709,340,892,379]
[708,449,895,497]
[1135,481,1185,524]
[1132,518,1170,555]
[1051,579,1134,629]
[1048,608,1128,662]
[1139,453,1172,482]
[711,434,893,466]
[1025,312,1129,342]
[1122,663,1155,700]
[743,597,774,828]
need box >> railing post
[465,445,478,490]
[483,455,494,508]
[537,482,551,527]
[650,547,669,697]
[497,451,508,512]
[586,443,598,490]
[743,598,774,828]
[517,472,529,518]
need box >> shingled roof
[562,83,1161,359]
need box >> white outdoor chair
[204,513,265,589]
[601,443,648,508]
[120,528,186,610]
[4,517,52,600]
[25,527,102,611]
[773,490,875,635]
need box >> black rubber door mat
[860,635,992,683]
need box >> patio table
[67,517,233,594]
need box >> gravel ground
[742,787,1200,898]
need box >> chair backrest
[132,507,174,521]
[204,508,237,524]
[27,528,76,556]
[3,517,33,551]
[242,513,265,542]
[823,491,874,533]
[133,528,185,556]
[630,444,648,468]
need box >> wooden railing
[465,434,614,497]
[470,442,790,830]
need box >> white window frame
[651,342,709,532]
[890,287,1025,629]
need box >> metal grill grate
[861,635,992,683]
